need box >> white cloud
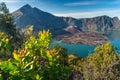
[64,1,120,6]
[64,1,97,6]
[0,0,19,3]
[54,9,120,19]
[0,0,38,3]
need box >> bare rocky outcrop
[55,31,108,46]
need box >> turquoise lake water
[51,41,94,57]
[51,31,120,57]
[108,31,120,53]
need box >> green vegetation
[0,30,71,80]
[69,42,120,80]
[0,32,12,60]
[1,2,120,80]
[1,30,120,80]
[0,2,22,49]
[0,2,16,36]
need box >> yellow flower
[13,50,20,61]
[46,50,52,57]
[5,38,9,44]
[46,49,56,57]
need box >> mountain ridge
[12,4,120,36]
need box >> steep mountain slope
[12,4,69,36]
[12,4,120,36]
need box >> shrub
[0,30,71,80]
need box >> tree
[0,2,16,36]
[68,42,120,80]
[0,2,23,48]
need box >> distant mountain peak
[22,4,32,8]
[12,4,120,35]
[19,4,32,11]
[19,4,33,13]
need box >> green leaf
[36,74,39,80]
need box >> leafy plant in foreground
[0,32,12,60]
[0,30,71,80]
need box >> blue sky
[1,0,120,18]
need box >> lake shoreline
[55,31,109,46]
[51,40,95,57]
[52,30,120,57]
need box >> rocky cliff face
[75,16,120,31]
[12,4,120,36]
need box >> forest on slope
[0,2,120,80]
